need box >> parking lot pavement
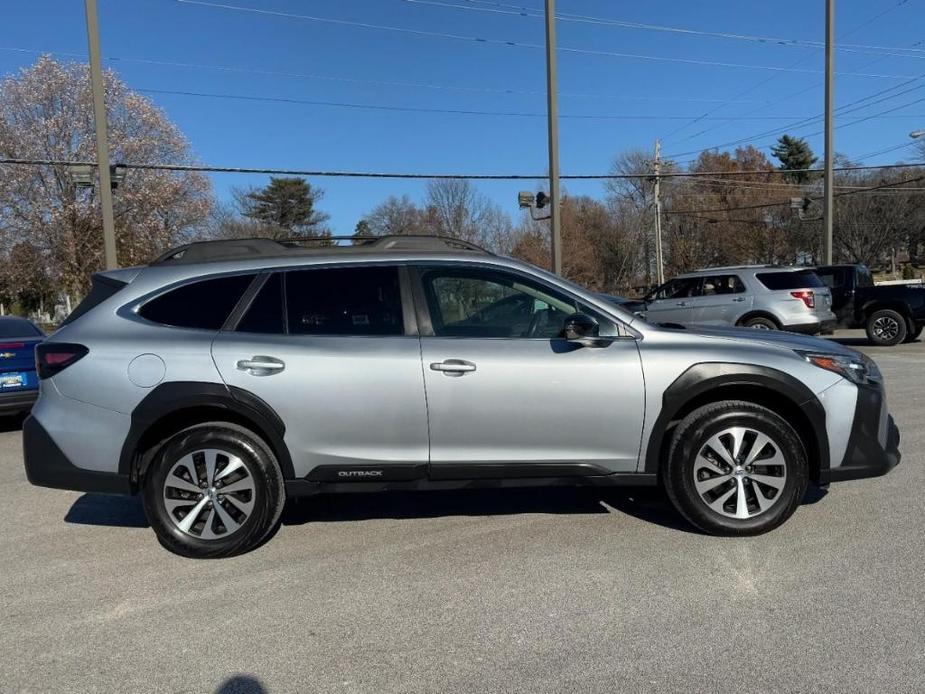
[0,331,923,694]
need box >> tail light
[36,343,88,379]
[790,290,815,308]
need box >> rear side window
[237,273,285,334]
[815,268,841,288]
[699,274,745,295]
[285,266,403,336]
[855,266,874,288]
[756,270,825,290]
[139,274,255,330]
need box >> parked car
[0,316,44,417]
[23,236,899,557]
[815,264,925,346]
[639,266,836,334]
[597,293,646,315]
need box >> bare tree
[425,179,513,248]
[0,56,211,305]
[359,195,427,237]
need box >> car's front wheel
[142,422,285,558]
[663,401,809,536]
[866,308,907,346]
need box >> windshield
[0,318,42,338]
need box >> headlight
[797,350,879,385]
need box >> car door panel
[643,277,700,324]
[690,274,751,325]
[211,266,429,478]
[415,265,646,473]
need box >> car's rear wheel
[866,309,907,346]
[741,316,779,330]
[142,422,285,558]
[663,401,809,536]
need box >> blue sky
[3,0,925,233]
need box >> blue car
[0,317,44,416]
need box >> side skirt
[286,463,657,497]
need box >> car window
[699,274,745,296]
[421,268,608,339]
[755,270,825,290]
[654,277,700,300]
[139,274,256,330]
[236,273,285,334]
[816,269,840,288]
[285,266,404,336]
[855,265,874,288]
[0,318,42,338]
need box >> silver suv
[642,266,837,333]
[24,237,899,557]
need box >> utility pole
[544,0,562,275]
[84,0,118,269]
[653,139,665,286]
[823,0,835,265]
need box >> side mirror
[563,313,609,347]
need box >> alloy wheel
[162,449,255,539]
[872,316,900,341]
[693,426,788,519]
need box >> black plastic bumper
[23,416,132,494]
[0,389,37,416]
[819,382,902,484]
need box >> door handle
[675,301,688,307]
[430,359,476,376]
[236,356,285,376]
[732,297,746,302]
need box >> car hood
[664,323,860,357]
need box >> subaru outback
[24,236,900,558]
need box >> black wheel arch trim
[119,381,294,485]
[736,311,781,328]
[643,362,829,479]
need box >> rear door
[414,264,646,474]
[211,264,429,478]
[643,277,701,324]
[688,273,750,325]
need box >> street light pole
[84,0,118,269]
[823,0,835,265]
[544,0,562,275]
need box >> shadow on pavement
[215,675,267,694]
[64,493,149,528]
[0,413,26,433]
[62,482,827,535]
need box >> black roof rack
[151,234,490,265]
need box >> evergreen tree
[771,135,818,183]
[237,177,329,238]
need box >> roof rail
[151,234,490,265]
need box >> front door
[211,265,429,478]
[414,264,646,474]
[643,277,701,325]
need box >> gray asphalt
[1,330,923,694]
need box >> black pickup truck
[815,264,925,346]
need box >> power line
[1,157,920,180]
[659,0,914,145]
[406,0,924,58]
[0,46,767,105]
[135,87,925,121]
[173,0,914,79]
[667,172,925,215]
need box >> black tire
[662,401,809,536]
[904,324,923,343]
[741,316,779,330]
[142,422,285,558]
[865,308,907,346]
